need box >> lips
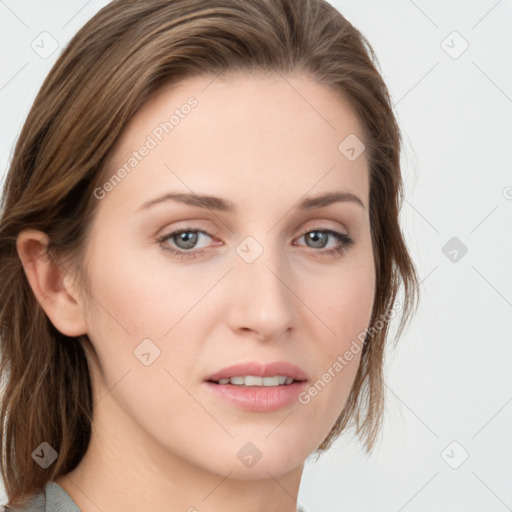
[204,361,308,383]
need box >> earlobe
[16,229,88,337]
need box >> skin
[17,71,375,512]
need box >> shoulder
[2,482,81,512]
[2,491,45,511]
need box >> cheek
[311,259,375,349]
[84,238,204,338]
[81,240,218,394]
[300,260,374,414]
[81,248,204,425]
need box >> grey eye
[173,231,200,250]
[304,231,329,249]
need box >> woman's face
[78,71,375,479]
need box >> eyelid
[295,223,349,238]
[156,220,347,243]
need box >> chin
[200,435,311,480]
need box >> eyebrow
[135,190,365,213]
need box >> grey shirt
[2,482,80,512]
[2,482,307,511]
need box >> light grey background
[1,1,511,511]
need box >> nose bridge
[229,234,295,338]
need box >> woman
[0,0,419,510]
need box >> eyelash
[156,226,355,260]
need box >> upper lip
[204,361,308,382]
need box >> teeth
[216,375,295,386]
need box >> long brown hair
[0,0,419,506]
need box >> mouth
[206,375,304,386]
[204,360,308,385]
[203,361,309,412]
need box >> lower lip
[204,381,308,412]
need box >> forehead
[101,71,369,211]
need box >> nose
[226,241,296,342]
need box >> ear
[16,229,88,337]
